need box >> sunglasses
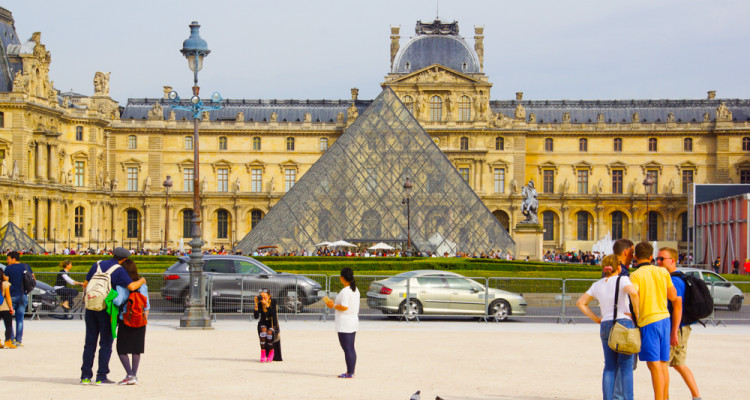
[656,256,672,262]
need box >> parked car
[0,263,59,316]
[161,255,324,312]
[678,267,744,311]
[366,270,527,321]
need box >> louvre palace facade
[0,8,748,253]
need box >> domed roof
[392,20,480,74]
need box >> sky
[7,0,750,105]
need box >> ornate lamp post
[643,175,655,242]
[53,228,56,254]
[43,227,47,252]
[401,177,413,257]
[163,175,173,252]
[104,229,108,251]
[169,21,221,328]
[67,228,71,250]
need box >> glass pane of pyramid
[235,88,515,256]
[0,222,46,254]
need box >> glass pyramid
[235,88,515,256]
[0,222,46,254]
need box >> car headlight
[37,289,47,295]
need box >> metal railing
[24,272,750,325]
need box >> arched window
[251,210,263,228]
[576,211,590,240]
[182,209,194,238]
[217,209,229,239]
[76,126,84,141]
[613,138,622,152]
[460,136,469,151]
[430,95,442,122]
[128,135,137,149]
[319,137,328,151]
[648,137,658,152]
[74,206,85,237]
[611,211,624,240]
[403,95,414,114]
[542,211,555,241]
[544,138,554,152]
[184,136,193,150]
[683,138,693,152]
[459,96,471,121]
[219,136,228,150]
[492,210,510,232]
[252,137,261,151]
[579,138,588,152]
[126,209,139,238]
[743,137,750,151]
[495,137,504,150]
[286,137,295,151]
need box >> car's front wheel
[729,295,743,311]
[489,299,511,321]
[399,299,422,321]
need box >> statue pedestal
[514,223,544,261]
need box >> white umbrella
[315,241,333,247]
[368,242,395,250]
[330,240,357,247]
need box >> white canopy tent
[330,240,357,248]
[315,241,333,247]
[368,242,395,250]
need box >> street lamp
[104,229,108,251]
[88,228,92,251]
[53,228,56,254]
[643,175,656,242]
[163,175,173,252]
[43,227,47,252]
[401,177,413,257]
[169,21,221,329]
[67,228,71,250]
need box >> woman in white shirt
[576,255,640,400]
[324,267,360,378]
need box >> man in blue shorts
[629,242,682,400]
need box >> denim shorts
[639,318,670,362]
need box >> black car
[0,263,60,316]
[161,255,324,312]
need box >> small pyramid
[0,221,46,254]
[235,88,514,255]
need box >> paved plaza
[2,318,749,399]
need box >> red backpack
[123,291,148,328]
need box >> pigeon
[435,397,444,400]
[410,390,420,400]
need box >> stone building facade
[0,10,748,253]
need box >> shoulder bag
[607,276,641,355]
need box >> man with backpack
[657,247,703,400]
[4,251,35,347]
[80,247,145,385]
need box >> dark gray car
[161,255,323,312]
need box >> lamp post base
[178,304,213,329]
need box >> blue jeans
[10,294,27,343]
[81,309,114,381]
[600,319,634,400]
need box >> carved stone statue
[716,102,732,121]
[514,103,526,120]
[168,111,176,121]
[347,103,359,123]
[597,179,603,194]
[632,112,640,123]
[562,178,569,194]
[147,102,164,120]
[474,26,484,71]
[104,173,111,190]
[562,112,571,123]
[233,177,241,193]
[93,72,110,96]
[303,112,312,123]
[113,175,119,190]
[236,112,244,122]
[520,180,539,225]
[0,158,6,178]
[268,176,275,192]
[390,26,400,70]
[10,160,19,181]
[337,112,345,124]
[703,113,711,122]
[510,178,518,194]
[597,113,605,123]
[143,175,151,193]
[667,179,674,194]
[529,113,536,123]
[201,177,208,193]
[667,112,675,123]
[270,112,278,122]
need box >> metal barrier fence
[23,272,750,325]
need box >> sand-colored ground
[2,318,748,399]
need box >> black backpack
[21,264,36,295]
[671,271,713,325]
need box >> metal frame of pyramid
[235,88,515,255]
[0,221,46,254]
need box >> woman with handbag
[577,255,640,400]
[253,289,282,362]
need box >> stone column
[36,141,45,180]
[141,204,149,247]
[630,207,640,242]
[48,144,57,182]
[473,160,480,191]
[49,199,57,242]
[35,197,44,239]
[560,205,569,248]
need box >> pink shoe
[260,350,267,363]
[267,350,274,362]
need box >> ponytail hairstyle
[601,254,619,277]
[340,267,356,292]
[59,260,72,270]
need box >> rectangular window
[577,213,589,240]
[459,167,470,183]
[219,137,228,150]
[126,167,138,191]
[682,170,693,194]
[741,169,750,184]
[217,168,229,192]
[76,126,83,141]
[646,170,658,194]
[320,138,328,151]
[252,137,261,151]
[285,169,296,192]
[75,161,85,187]
[543,212,554,241]
[183,168,194,192]
[577,170,588,194]
[612,170,623,194]
[494,168,505,193]
[543,170,554,193]
[251,168,263,192]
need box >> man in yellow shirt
[629,242,682,400]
